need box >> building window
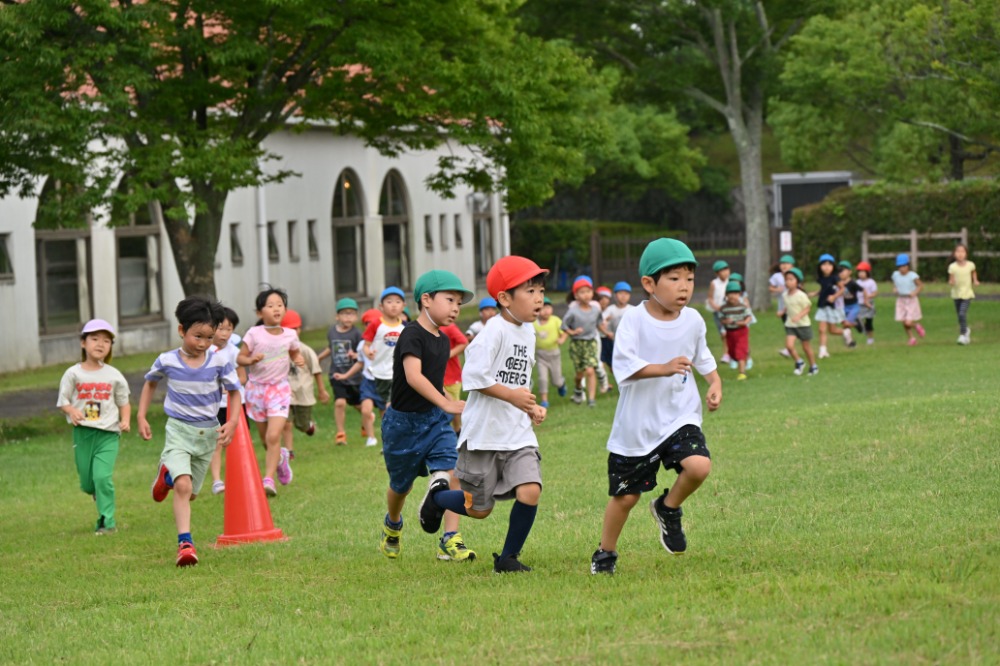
[288,220,300,262]
[472,193,493,279]
[267,221,279,263]
[424,215,434,251]
[454,214,463,248]
[0,234,13,283]
[307,219,319,260]
[36,232,92,335]
[380,170,410,289]
[332,169,366,295]
[439,214,449,250]
[230,223,244,265]
[112,178,162,322]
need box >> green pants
[73,426,120,530]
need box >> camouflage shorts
[568,338,600,372]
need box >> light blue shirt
[891,270,920,296]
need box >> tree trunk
[948,135,965,181]
[158,180,228,298]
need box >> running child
[465,297,498,341]
[238,287,305,497]
[333,308,386,447]
[783,268,818,376]
[719,281,752,380]
[771,255,795,357]
[281,309,330,457]
[854,261,878,344]
[596,286,614,389]
[892,253,925,346]
[318,298,363,445]
[813,254,853,358]
[948,244,978,345]
[363,287,407,409]
[590,238,721,575]
[208,306,246,495]
[562,277,603,407]
[838,261,862,345]
[706,260,731,362]
[599,282,633,388]
[137,297,241,566]
[724,272,755,370]
[57,319,131,535]
[439,322,469,434]
[533,296,567,408]
[377,270,474,560]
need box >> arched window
[379,171,410,289]
[331,169,366,295]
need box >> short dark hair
[255,285,288,311]
[221,306,239,329]
[507,273,547,297]
[648,263,697,284]
[175,296,225,332]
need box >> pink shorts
[895,295,922,322]
[245,380,291,422]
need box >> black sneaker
[590,548,618,575]
[493,552,532,573]
[649,495,686,554]
[418,474,450,534]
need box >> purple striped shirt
[145,349,240,424]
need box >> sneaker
[539,400,549,408]
[847,340,857,348]
[729,360,738,370]
[649,496,686,555]
[305,421,316,437]
[908,337,918,346]
[867,338,874,345]
[151,464,173,502]
[720,353,731,363]
[335,431,348,446]
[95,526,117,536]
[588,399,597,408]
[176,542,199,567]
[737,373,747,381]
[915,323,926,338]
[590,548,617,575]
[745,358,753,370]
[263,477,277,497]
[380,522,401,559]
[365,436,378,447]
[437,532,476,561]
[493,552,532,573]
[571,390,584,405]
[418,472,450,534]
[288,450,295,460]
[211,480,225,495]
[793,360,805,376]
[277,447,293,485]
[818,346,830,359]
[808,365,819,376]
[779,348,792,358]
[557,383,567,397]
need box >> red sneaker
[151,464,173,502]
[176,542,199,567]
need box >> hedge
[791,180,1000,282]
[510,219,666,278]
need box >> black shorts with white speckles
[607,425,710,496]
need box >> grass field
[1,298,998,664]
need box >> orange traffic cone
[216,397,286,546]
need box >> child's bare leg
[801,341,816,366]
[360,400,375,438]
[737,359,746,373]
[904,320,915,340]
[210,443,223,483]
[443,472,462,534]
[282,420,293,450]
[818,322,828,347]
[172,475,193,535]
[585,367,596,401]
[386,486,411,523]
[262,417,286,479]
[785,336,801,363]
[334,398,347,434]
[600,493,640,552]
[664,455,711,509]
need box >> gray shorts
[815,306,844,324]
[785,326,813,341]
[456,444,542,511]
[161,417,218,496]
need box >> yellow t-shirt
[948,261,976,299]
[784,289,811,327]
[533,315,563,351]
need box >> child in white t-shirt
[591,239,722,575]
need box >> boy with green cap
[591,238,722,575]
[319,297,363,445]
[378,270,476,559]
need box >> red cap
[856,261,872,272]
[281,309,302,329]
[361,308,382,326]
[486,256,549,299]
[596,286,612,298]
[572,278,594,294]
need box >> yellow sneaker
[380,522,401,559]
[737,373,747,381]
[437,532,476,562]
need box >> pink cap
[81,318,115,338]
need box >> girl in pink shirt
[238,287,305,497]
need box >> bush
[791,180,1000,282]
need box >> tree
[771,1,1000,182]
[0,0,609,296]
[520,0,831,307]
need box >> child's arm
[401,356,464,414]
[973,269,980,286]
[289,347,306,368]
[556,331,569,345]
[136,380,159,440]
[216,389,241,446]
[332,360,363,381]
[57,370,85,424]
[118,402,132,433]
[59,404,85,426]
[316,347,331,362]
[913,277,923,296]
[314,371,330,403]
[475,384,537,416]
[450,342,468,359]
[237,341,263,366]
[706,283,718,310]
[702,369,722,412]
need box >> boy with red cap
[562,277,604,406]
[281,309,330,458]
[418,256,549,573]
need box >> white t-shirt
[603,303,633,335]
[607,304,717,457]
[460,315,538,452]
[769,272,787,310]
[707,277,727,310]
[211,337,245,409]
[465,320,485,339]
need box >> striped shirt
[145,349,240,424]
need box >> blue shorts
[600,337,614,368]
[359,377,386,411]
[844,303,860,325]
[381,407,458,494]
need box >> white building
[0,126,510,373]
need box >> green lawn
[1,298,998,664]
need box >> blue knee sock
[432,490,469,516]
[499,501,537,560]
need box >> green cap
[779,254,795,265]
[413,269,475,306]
[639,238,698,277]
[543,296,552,305]
[336,297,359,312]
[712,260,729,272]
[729,272,743,283]
[725,281,742,293]
[838,260,853,270]
[787,267,804,283]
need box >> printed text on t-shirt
[496,344,530,385]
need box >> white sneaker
[211,480,225,495]
[365,436,378,447]
[818,346,830,359]
[779,349,792,358]
[958,334,969,346]
[866,338,874,345]
[720,353,732,363]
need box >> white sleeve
[692,317,718,375]
[461,327,500,391]
[611,313,647,388]
[56,367,76,407]
[113,369,131,406]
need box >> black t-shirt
[326,325,362,384]
[390,321,450,413]
[843,279,862,306]
[817,275,840,309]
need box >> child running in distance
[948,244,978,345]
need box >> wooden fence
[861,227,998,270]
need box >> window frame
[0,233,14,283]
[230,222,244,266]
[35,230,93,336]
